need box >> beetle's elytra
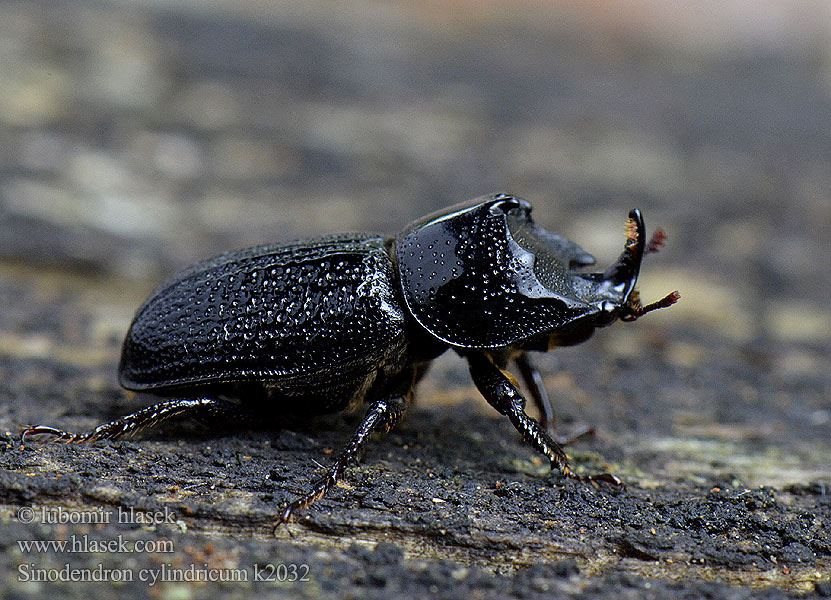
[23,194,679,525]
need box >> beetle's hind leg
[514,353,595,446]
[278,393,408,527]
[21,398,252,443]
[468,353,621,487]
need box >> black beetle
[23,194,678,524]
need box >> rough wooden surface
[0,1,829,598]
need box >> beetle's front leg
[467,353,571,474]
[467,353,621,486]
[278,393,408,526]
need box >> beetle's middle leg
[514,353,555,432]
[467,353,620,486]
[514,353,595,446]
[21,398,254,443]
[278,393,408,525]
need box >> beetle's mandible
[23,194,679,525]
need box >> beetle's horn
[601,209,646,303]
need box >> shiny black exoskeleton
[23,194,679,525]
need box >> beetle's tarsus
[21,425,75,444]
[21,423,123,443]
[21,398,255,445]
[277,394,408,528]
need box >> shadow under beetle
[23,194,679,525]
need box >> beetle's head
[395,194,678,350]
[559,208,680,326]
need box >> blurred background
[0,0,828,466]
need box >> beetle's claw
[592,473,624,488]
[273,522,294,538]
[567,472,624,489]
[21,423,118,444]
[274,492,320,536]
[273,507,296,538]
[279,504,295,526]
[21,425,76,444]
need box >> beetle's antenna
[620,290,680,322]
[645,229,667,254]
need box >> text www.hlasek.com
[18,535,173,554]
